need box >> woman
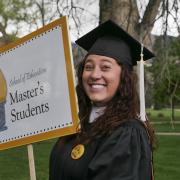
[49,20,155,180]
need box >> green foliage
[151,37,180,108]
[0,0,34,43]
[0,0,59,43]
[0,0,30,21]
[170,37,180,57]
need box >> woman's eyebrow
[85,59,93,64]
[101,59,113,64]
[85,59,113,64]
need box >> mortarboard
[75,20,154,66]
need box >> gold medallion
[71,144,85,160]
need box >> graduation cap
[75,20,154,66]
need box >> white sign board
[0,17,79,150]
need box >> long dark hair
[76,56,156,149]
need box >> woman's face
[82,54,122,106]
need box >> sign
[0,16,79,150]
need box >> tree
[0,0,35,45]
[100,0,160,48]
[152,36,180,124]
[99,0,180,48]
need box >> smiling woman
[49,20,156,180]
[82,55,121,106]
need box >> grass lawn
[146,108,180,122]
[0,136,180,180]
[152,123,180,132]
[146,108,180,132]
[0,139,56,180]
[154,135,180,180]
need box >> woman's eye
[101,65,111,71]
[84,65,93,71]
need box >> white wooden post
[27,144,36,180]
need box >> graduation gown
[49,119,152,180]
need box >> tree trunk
[99,0,162,48]
[172,97,175,121]
[100,0,139,39]
[170,96,175,129]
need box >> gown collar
[89,105,106,123]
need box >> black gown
[49,119,152,180]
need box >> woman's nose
[90,67,102,79]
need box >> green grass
[0,137,180,180]
[146,108,180,132]
[152,123,180,132]
[147,109,180,179]
[0,146,29,180]
[154,136,180,180]
[0,139,56,180]
[146,108,180,122]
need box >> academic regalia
[49,119,152,180]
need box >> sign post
[27,144,36,180]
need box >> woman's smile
[88,83,106,90]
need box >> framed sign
[0,16,79,150]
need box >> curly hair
[76,56,156,149]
